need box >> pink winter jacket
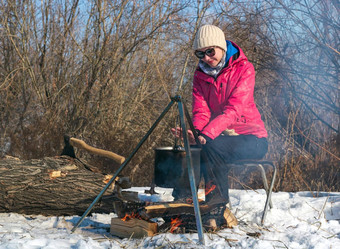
[192,41,268,140]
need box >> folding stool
[226,160,277,224]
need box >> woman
[173,25,268,211]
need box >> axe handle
[70,138,125,164]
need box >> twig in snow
[318,196,329,220]
[161,236,175,249]
[262,239,289,248]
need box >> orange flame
[205,181,216,195]
[170,217,183,233]
[184,181,216,204]
[121,212,141,221]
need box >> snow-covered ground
[0,187,339,249]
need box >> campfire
[110,176,237,238]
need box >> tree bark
[0,156,116,216]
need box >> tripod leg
[178,99,205,245]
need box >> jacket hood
[225,40,239,64]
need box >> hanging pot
[153,146,201,193]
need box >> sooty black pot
[154,146,201,199]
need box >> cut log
[110,218,157,238]
[223,207,238,228]
[140,202,215,219]
[0,156,118,216]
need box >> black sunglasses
[194,48,216,59]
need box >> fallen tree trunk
[0,156,117,216]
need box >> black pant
[200,134,268,204]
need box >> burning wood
[170,217,183,233]
[205,181,217,195]
[111,198,237,237]
[121,212,142,221]
[110,178,237,238]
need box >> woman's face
[195,46,224,67]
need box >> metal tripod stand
[71,95,205,245]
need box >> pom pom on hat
[193,25,226,51]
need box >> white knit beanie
[193,25,227,51]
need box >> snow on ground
[0,187,339,249]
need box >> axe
[61,135,125,164]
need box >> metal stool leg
[257,164,273,208]
[261,162,277,225]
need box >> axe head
[61,134,76,158]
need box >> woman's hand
[171,127,206,145]
[197,135,206,145]
[171,127,195,144]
